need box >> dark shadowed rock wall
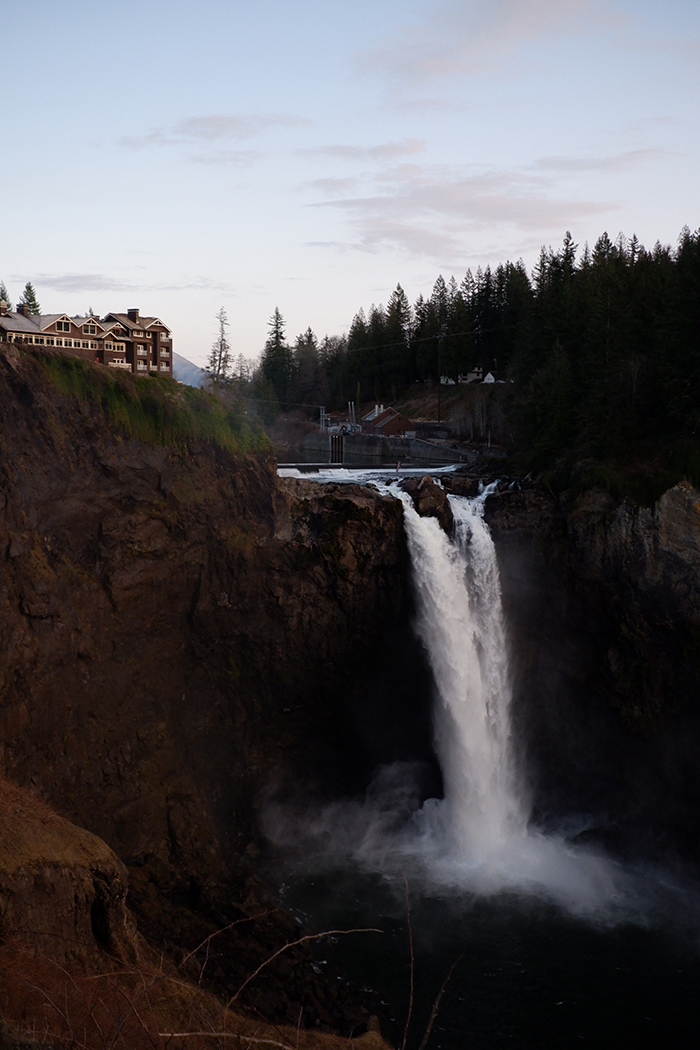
[485,483,700,862]
[0,351,433,892]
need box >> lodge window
[57,321,70,332]
[83,324,97,335]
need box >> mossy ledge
[35,347,271,456]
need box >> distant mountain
[172,352,206,388]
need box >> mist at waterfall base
[266,473,700,1046]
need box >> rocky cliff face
[0,349,429,1035]
[485,482,700,861]
[0,350,430,884]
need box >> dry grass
[0,941,390,1050]
[0,778,115,875]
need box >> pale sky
[2,0,698,367]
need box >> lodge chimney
[0,301,7,317]
[17,303,28,317]
[127,308,140,322]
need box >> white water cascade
[394,481,626,911]
[398,484,527,863]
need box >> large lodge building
[0,302,172,377]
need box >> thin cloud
[359,0,631,83]
[121,112,309,149]
[304,138,426,162]
[37,273,137,293]
[35,273,233,295]
[159,276,234,293]
[309,176,362,195]
[308,159,615,262]
[532,148,671,174]
[190,149,262,166]
[393,97,472,113]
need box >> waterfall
[394,482,624,910]
[398,484,526,863]
[273,467,628,912]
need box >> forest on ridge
[224,226,700,497]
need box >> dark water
[275,860,700,1049]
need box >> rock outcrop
[0,775,138,964]
[401,475,454,534]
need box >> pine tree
[18,281,41,314]
[0,281,12,309]
[205,307,232,391]
[291,327,319,403]
[260,307,291,402]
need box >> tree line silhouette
[242,226,700,492]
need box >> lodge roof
[0,311,41,333]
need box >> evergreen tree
[260,307,292,403]
[232,353,252,387]
[291,327,320,403]
[413,293,441,380]
[384,284,413,393]
[18,281,40,314]
[205,307,232,391]
[0,281,12,310]
[318,334,348,404]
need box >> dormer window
[56,320,71,332]
[83,324,97,335]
